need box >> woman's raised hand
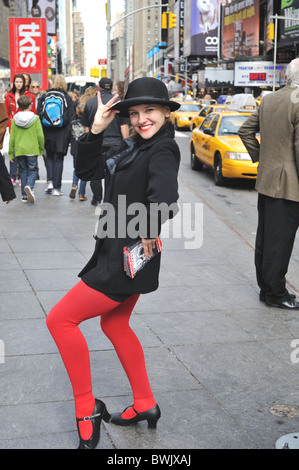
[91,92,120,134]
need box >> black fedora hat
[111,77,181,117]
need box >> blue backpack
[41,90,68,127]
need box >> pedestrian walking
[81,77,129,206]
[30,81,42,109]
[238,57,299,310]
[37,74,75,196]
[5,73,37,185]
[8,95,44,204]
[46,77,181,449]
[69,102,88,201]
[0,100,15,204]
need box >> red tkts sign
[9,18,48,90]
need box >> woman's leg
[46,281,120,439]
[100,295,156,419]
[52,151,64,190]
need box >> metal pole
[270,14,299,91]
[273,15,278,92]
[106,3,169,77]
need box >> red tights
[46,280,156,440]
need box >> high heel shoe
[110,404,161,429]
[76,399,111,449]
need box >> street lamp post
[270,14,299,92]
[106,1,168,77]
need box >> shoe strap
[77,411,103,422]
[121,405,140,416]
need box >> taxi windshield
[218,115,250,136]
[179,104,201,112]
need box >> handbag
[123,237,162,279]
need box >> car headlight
[179,116,190,121]
[224,152,251,161]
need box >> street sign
[98,59,107,65]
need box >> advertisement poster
[9,18,48,90]
[174,0,185,71]
[184,0,219,56]
[221,0,260,60]
[234,61,287,87]
[28,0,56,35]
[279,0,299,46]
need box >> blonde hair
[52,74,67,92]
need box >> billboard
[221,0,260,60]
[234,61,287,87]
[28,0,57,36]
[279,0,299,46]
[9,18,48,90]
[184,0,219,56]
[174,0,185,71]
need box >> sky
[76,0,125,73]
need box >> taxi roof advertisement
[183,0,219,56]
[221,0,259,60]
[280,0,299,46]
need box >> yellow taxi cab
[190,94,259,185]
[170,101,202,130]
[190,104,228,130]
[198,98,216,106]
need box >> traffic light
[90,66,99,78]
[101,68,107,78]
[267,23,274,41]
[168,12,177,28]
[161,11,177,29]
[161,12,168,29]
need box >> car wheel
[175,119,179,131]
[191,144,203,171]
[214,153,225,186]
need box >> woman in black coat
[46,78,181,449]
[0,102,15,203]
[37,74,75,196]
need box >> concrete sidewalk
[1,151,299,450]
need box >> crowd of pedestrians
[0,72,128,206]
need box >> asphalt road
[174,129,299,296]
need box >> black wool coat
[0,154,16,202]
[75,123,180,296]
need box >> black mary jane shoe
[110,404,161,429]
[76,399,111,449]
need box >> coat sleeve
[8,121,15,160]
[139,139,181,238]
[0,155,16,202]
[237,108,260,162]
[0,104,8,149]
[75,131,105,181]
[36,119,44,155]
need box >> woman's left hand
[141,238,158,259]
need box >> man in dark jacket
[81,77,129,205]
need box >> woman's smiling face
[128,104,170,139]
